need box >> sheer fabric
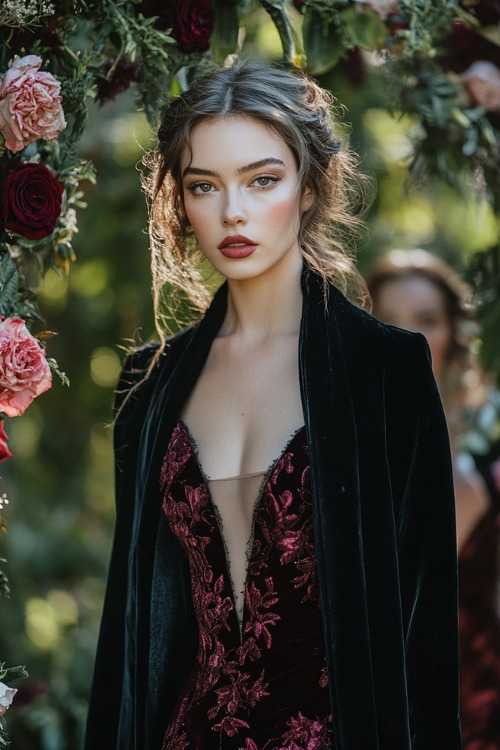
[209,472,267,624]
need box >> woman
[368,248,500,750]
[85,63,461,750]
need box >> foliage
[293,0,500,373]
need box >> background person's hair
[142,60,373,342]
[366,248,484,439]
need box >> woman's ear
[301,185,314,213]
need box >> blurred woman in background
[368,248,500,750]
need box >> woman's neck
[219,263,303,342]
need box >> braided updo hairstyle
[142,60,372,339]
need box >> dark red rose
[293,0,306,12]
[138,0,215,53]
[2,163,64,240]
[95,56,141,105]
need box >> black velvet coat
[85,270,462,750]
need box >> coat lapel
[300,271,379,749]
[126,283,228,747]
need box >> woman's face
[372,274,453,380]
[180,116,312,283]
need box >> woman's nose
[221,188,247,226]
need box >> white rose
[0,681,17,716]
[461,60,500,112]
[353,0,399,19]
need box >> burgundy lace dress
[458,505,500,750]
[160,421,334,750]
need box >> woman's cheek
[426,329,451,378]
[185,202,213,238]
[261,192,302,228]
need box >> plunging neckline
[177,420,306,628]
[160,420,334,748]
[178,419,306,482]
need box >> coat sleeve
[84,344,160,749]
[385,333,461,749]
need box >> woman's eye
[253,175,278,188]
[190,182,213,195]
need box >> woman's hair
[142,60,372,341]
[366,248,483,435]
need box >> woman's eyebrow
[183,157,285,179]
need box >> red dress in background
[459,454,500,750]
[160,421,334,750]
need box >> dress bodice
[160,421,334,750]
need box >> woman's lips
[218,236,257,259]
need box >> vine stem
[257,0,296,65]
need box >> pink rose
[0,420,12,463]
[0,681,17,716]
[461,60,500,112]
[0,55,66,153]
[0,318,52,418]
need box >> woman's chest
[180,335,304,480]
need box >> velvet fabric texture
[84,269,461,750]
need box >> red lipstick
[217,235,257,259]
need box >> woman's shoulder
[327,281,429,364]
[115,324,198,415]
[122,325,197,376]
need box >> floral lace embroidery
[160,421,334,750]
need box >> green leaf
[46,358,70,387]
[0,255,19,318]
[0,560,9,599]
[340,7,387,51]
[11,298,40,323]
[479,298,500,378]
[302,10,346,76]
[258,0,298,64]
[0,664,28,683]
[211,0,240,60]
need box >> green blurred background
[1,8,498,748]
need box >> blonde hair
[142,60,372,344]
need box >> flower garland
[0,0,499,735]
[293,1,500,196]
[1,1,199,739]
